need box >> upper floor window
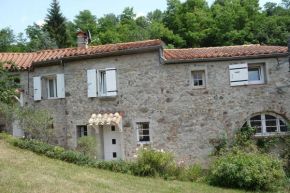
[192,70,206,88]
[229,63,266,86]
[33,74,65,101]
[242,113,288,136]
[87,68,117,98]
[47,77,57,99]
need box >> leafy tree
[25,23,57,51]
[73,10,99,45]
[0,61,19,104]
[44,0,69,48]
[98,13,119,32]
[0,27,15,52]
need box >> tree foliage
[44,0,69,48]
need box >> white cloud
[135,12,146,19]
[36,19,45,26]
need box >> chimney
[77,31,88,49]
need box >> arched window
[243,113,288,136]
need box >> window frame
[98,69,107,96]
[248,64,265,85]
[46,76,58,99]
[136,122,151,144]
[192,70,206,89]
[76,125,88,140]
[243,113,288,136]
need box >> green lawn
[0,140,243,193]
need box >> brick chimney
[77,31,88,49]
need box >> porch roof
[87,110,124,126]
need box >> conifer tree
[44,0,68,48]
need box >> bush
[132,148,174,177]
[96,160,132,174]
[208,149,285,191]
[77,136,98,157]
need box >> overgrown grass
[0,140,243,193]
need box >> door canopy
[87,110,124,132]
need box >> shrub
[132,148,174,177]
[77,136,98,157]
[208,149,285,191]
[96,160,132,174]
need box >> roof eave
[32,45,163,66]
[163,52,290,64]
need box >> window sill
[192,87,206,90]
[98,95,117,101]
[253,133,289,139]
[137,142,151,147]
[248,83,266,86]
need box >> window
[248,64,264,84]
[77,126,87,139]
[8,74,20,88]
[136,122,150,143]
[243,113,288,136]
[229,63,265,86]
[192,71,205,88]
[47,77,57,99]
[87,68,117,98]
[33,74,65,101]
[99,70,107,96]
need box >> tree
[0,61,19,104]
[73,10,99,45]
[44,0,69,48]
[0,27,15,52]
[25,23,57,51]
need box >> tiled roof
[164,45,288,60]
[0,52,36,70]
[0,40,164,69]
[0,42,288,69]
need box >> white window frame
[98,69,107,96]
[46,76,57,99]
[244,112,288,136]
[248,64,265,85]
[136,122,151,144]
[192,70,206,89]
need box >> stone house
[1,33,290,161]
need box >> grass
[0,140,243,193]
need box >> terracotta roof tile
[164,44,288,60]
[0,41,288,70]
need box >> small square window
[112,139,116,144]
[248,64,265,85]
[111,126,115,131]
[137,122,150,143]
[192,71,206,88]
[76,126,87,139]
[113,152,117,158]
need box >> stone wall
[19,50,290,162]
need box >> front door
[103,125,121,160]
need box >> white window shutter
[106,68,117,96]
[33,77,42,101]
[57,74,65,98]
[87,69,97,97]
[229,64,249,86]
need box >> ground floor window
[136,122,150,143]
[243,113,288,136]
[77,125,87,139]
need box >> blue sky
[0,0,283,36]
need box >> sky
[0,0,283,36]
